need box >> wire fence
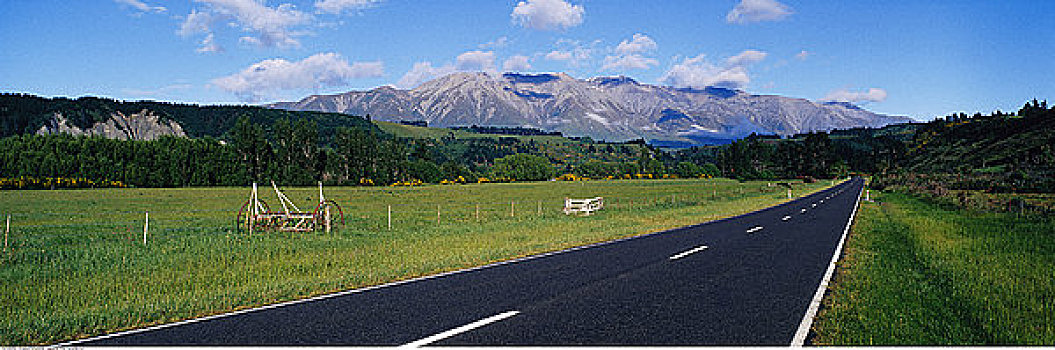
[0,184,799,259]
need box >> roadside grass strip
[810,191,1055,345]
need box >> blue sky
[1,0,1052,121]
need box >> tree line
[0,115,721,188]
[4,93,1048,189]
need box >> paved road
[72,178,864,346]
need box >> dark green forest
[0,93,375,142]
[1,94,1051,191]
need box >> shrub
[491,154,556,181]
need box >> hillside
[269,72,911,146]
[819,99,1054,193]
[373,120,574,144]
[903,103,1054,176]
[372,120,660,176]
[0,93,378,142]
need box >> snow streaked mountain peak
[269,72,911,145]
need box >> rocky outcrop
[36,109,186,140]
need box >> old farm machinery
[236,181,344,233]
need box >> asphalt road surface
[71,178,865,346]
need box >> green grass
[811,191,1055,345]
[373,120,573,144]
[0,178,830,345]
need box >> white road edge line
[782,216,791,221]
[401,311,520,347]
[669,245,709,260]
[791,180,863,347]
[746,226,764,233]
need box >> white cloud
[315,0,382,14]
[179,9,214,36]
[544,50,573,61]
[395,50,508,89]
[503,55,533,72]
[725,49,767,67]
[602,33,658,71]
[661,50,768,89]
[197,33,223,53]
[115,0,166,13]
[179,10,223,52]
[479,36,509,49]
[182,0,313,50]
[396,62,455,89]
[455,50,496,72]
[601,54,659,71]
[795,50,810,60]
[614,33,657,55]
[544,39,593,67]
[212,53,383,102]
[822,88,888,103]
[511,0,584,31]
[726,0,792,24]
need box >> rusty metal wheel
[236,199,270,233]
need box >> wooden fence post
[143,211,149,246]
[537,200,542,216]
[437,205,441,224]
[476,204,480,222]
[510,201,515,217]
[788,188,792,199]
[387,205,392,230]
[4,214,9,252]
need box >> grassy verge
[0,178,829,345]
[811,190,1055,345]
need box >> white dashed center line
[782,216,791,221]
[801,209,807,213]
[669,245,709,260]
[747,226,764,234]
[812,203,817,208]
[402,311,520,347]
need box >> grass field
[811,191,1055,345]
[373,120,573,144]
[0,178,830,345]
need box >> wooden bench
[564,197,604,216]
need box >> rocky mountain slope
[269,72,912,145]
[36,109,186,140]
[1,93,377,141]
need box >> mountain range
[269,72,912,145]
